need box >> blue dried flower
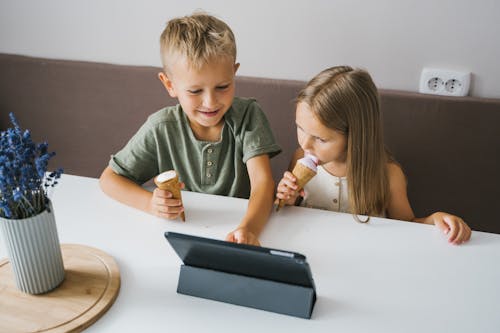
[0,113,63,219]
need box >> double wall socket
[419,68,471,97]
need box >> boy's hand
[430,212,471,245]
[275,171,304,207]
[226,228,260,246]
[150,183,185,220]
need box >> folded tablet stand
[176,264,316,319]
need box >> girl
[275,66,471,245]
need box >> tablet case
[165,232,316,319]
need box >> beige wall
[1,0,499,98]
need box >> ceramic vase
[0,201,65,294]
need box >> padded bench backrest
[1,54,499,233]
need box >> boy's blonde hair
[297,66,390,217]
[160,12,236,72]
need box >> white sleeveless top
[300,165,350,213]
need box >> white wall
[1,0,499,98]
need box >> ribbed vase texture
[0,202,65,294]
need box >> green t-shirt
[110,97,281,198]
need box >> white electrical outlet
[419,68,471,97]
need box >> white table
[2,174,500,332]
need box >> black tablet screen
[165,231,315,288]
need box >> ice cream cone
[154,170,185,221]
[276,155,318,211]
[292,162,317,189]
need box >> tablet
[164,231,315,289]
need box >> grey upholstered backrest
[1,54,499,233]
[380,91,500,233]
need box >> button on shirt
[301,166,350,213]
[110,97,281,199]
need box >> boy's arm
[225,154,275,245]
[99,166,153,212]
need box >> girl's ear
[158,72,177,98]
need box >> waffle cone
[154,171,185,221]
[292,163,317,188]
[276,163,317,211]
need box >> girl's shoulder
[387,161,403,174]
[385,162,415,221]
[386,161,407,190]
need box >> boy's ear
[234,63,240,74]
[158,72,177,98]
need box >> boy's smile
[198,109,220,117]
[159,56,239,141]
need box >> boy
[99,13,281,245]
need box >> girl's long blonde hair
[297,66,390,217]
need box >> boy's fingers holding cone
[154,170,186,221]
[153,188,173,199]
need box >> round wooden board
[0,244,120,333]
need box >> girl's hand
[430,212,471,245]
[226,227,260,246]
[149,183,185,220]
[275,171,304,206]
